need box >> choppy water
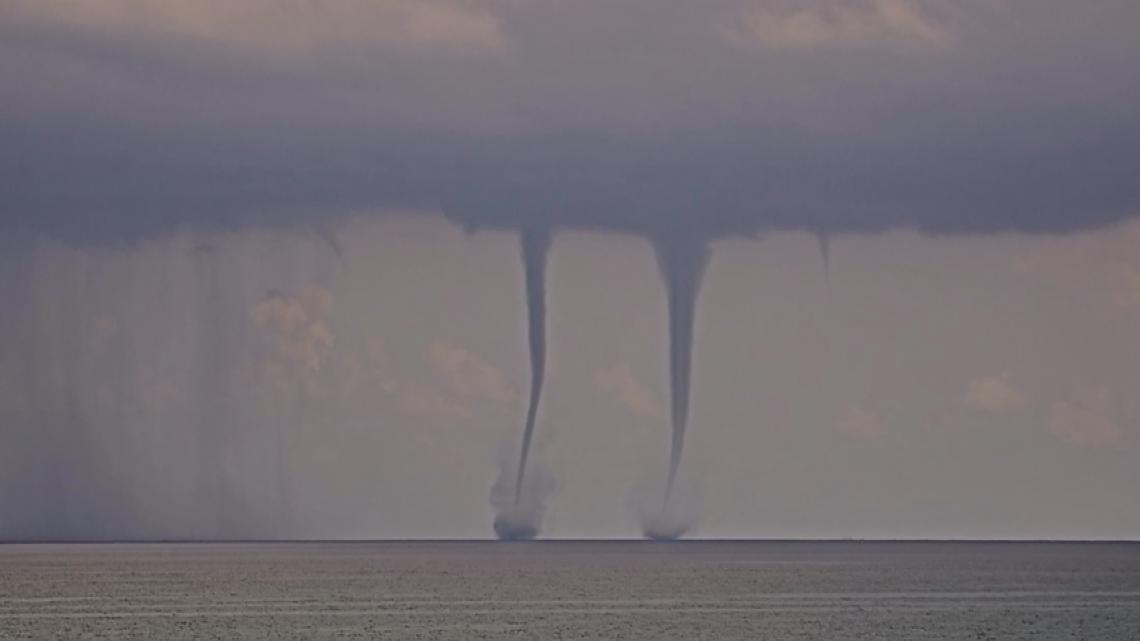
[1,541,1138,640]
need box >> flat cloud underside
[3,0,1140,243]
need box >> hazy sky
[1,1,1139,539]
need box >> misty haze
[2,1,1139,638]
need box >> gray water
[1,541,1137,640]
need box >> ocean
[1,541,1137,639]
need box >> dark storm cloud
[3,0,1140,243]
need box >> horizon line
[3,537,1139,545]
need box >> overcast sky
[1,1,1139,539]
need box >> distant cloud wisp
[595,364,663,419]
[964,373,1027,414]
[722,0,951,51]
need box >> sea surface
[1,541,1138,640]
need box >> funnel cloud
[493,227,553,538]
[512,228,551,508]
[653,238,711,526]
